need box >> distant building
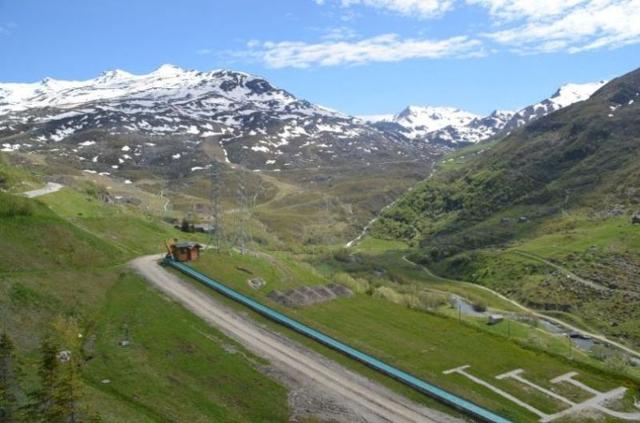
[193,223,215,234]
[488,314,504,325]
[167,241,202,262]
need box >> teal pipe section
[165,258,511,423]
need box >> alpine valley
[0,65,606,244]
[3,62,640,423]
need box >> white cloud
[196,48,213,55]
[471,0,640,53]
[248,34,483,68]
[274,0,640,67]
[321,26,359,41]
[467,0,588,21]
[318,0,455,19]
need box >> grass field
[188,249,640,422]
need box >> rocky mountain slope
[0,65,435,178]
[363,81,605,147]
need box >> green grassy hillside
[371,67,640,347]
[187,249,639,422]
[0,183,289,421]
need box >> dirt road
[131,254,460,423]
[22,182,64,198]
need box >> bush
[471,299,488,313]
[84,182,108,199]
[334,273,369,294]
[372,286,421,309]
[372,286,402,303]
[0,193,34,218]
[333,248,352,263]
[418,291,448,310]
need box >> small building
[488,314,504,325]
[193,223,215,234]
[169,241,202,262]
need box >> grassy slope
[371,68,640,347]
[0,153,39,192]
[189,250,639,422]
[0,187,289,421]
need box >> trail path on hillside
[345,167,435,248]
[510,250,639,297]
[131,254,460,423]
[401,256,640,360]
[22,182,64,198]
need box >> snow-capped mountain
[425,110,515,146]
[0,65,436,175]
[364,105,510,147]
[365,80,606,147]
[0,66,608,179]
[503,81,607,131]
[361,106,478,140]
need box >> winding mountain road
[131,254,460,423]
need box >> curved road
[131,254,461,423]
[402,255,640,360]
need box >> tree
[27,338,62,422]
[0,332,23,422]
[51,360,80,423]
[180,217,191,233]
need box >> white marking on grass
[443,365,548,418]
[496,369,574,406]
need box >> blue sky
[1,0,638,115]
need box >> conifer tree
[27,338,62,422]
[0,332,22,422]
[52,359,80,423]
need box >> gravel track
[131,254,461,423]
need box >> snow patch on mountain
[393,106,478,139]
[504,80,606,131]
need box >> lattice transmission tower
[208,160,223,251]
[234,177,251,254]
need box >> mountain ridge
[0,65,438,174]
[363,81,606,147]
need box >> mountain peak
[549,80,607,108]
[152,64,186,76]
[96,69,133,83]
[391,105,478,139]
